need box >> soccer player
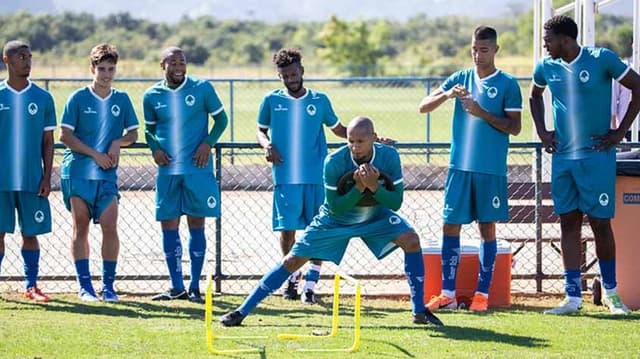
[59,44,139,302]
[143,47,228,303]
[0,40,56,302]
[418,26,522,312]
[220,116,443,327]
[257,48,347,303]
[530,15,640,315]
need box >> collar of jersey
[474,68,500,82]
[560,47,584,66]
[350,144,377,167]
[87,86,114,102]
[3,79,32,95]
[282,87,309,100]
[163,76,189,92]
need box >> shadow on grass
[427,324,549,347]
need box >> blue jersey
[321,143,404,225]
[258,88,339,185]
[143,76,224,175]
[441,68,522,176]
[60,87,139,182]
[533,47,629,159]
[0,80,56,192]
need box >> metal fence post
[535,145,543,292]
[215,144,223,293]
[228,80,235,165]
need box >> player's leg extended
[99,198,119,302]
[70,196,99,301]
[471,222,497,312]
[301,184,324,303]
[186,215,206,303]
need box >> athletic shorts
[0,191,51,236]
[61,179,119,224]
[272,184,324,231]
[156,172,220,221]
[442,169,508,224]
[552,150,615,218]
[290,208,414,264]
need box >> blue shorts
[552,151,615,218]
[290,208,414,264]
[156,172,220,221]
[272,184,324,231]
[0,191,51,236]
[62,179,119,224]
[443,169,508,224]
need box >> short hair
[474,26,498,42]
[348,116,375,134]
[90,43,119,66]
[3,40,29,57]
[544,15,578,40]
[160,46,184,64]
[272,48,302,68]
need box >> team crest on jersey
[111,104,121,117]
[0,103,9,111]
[388,215,401,225]
[598,193,609,206]
[492,196,501,209]
[207,196,217,208]
[487,87,498,99]
[579,70,590,83]
[306,104,316,116]
[34,210,45,223]
[28,102,38,115]
[185,94,196,106]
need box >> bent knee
[395,231,421,253]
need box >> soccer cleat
[151,288,188,301]
[602,293,630,315]
[24,286,51,302]
[426,294,457,311]
[301,289,316,304]
[102,288,119,303]
[543,297,582,315]
[78,287,100,302]
[413,307,444,326]
[187,289,205,304]
[219,310,245,327]
[282,280,299,300]
[469,293,489,312]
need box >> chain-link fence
[1,142,611,296]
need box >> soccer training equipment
[602,293,630,315]
[24,286,51,302]
[543,297,582,315]
[336,169,394,206]
[426,294,457,311]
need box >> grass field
[1,293,637,358]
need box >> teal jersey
[321,143,404,225]
[257,88,339,185]
[60,87,139,182]
[143,76,224,175]
[442,68,522,175]
[0,80,56,191]
[533,47,629,159]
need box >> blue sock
[21,249,40,289]
[238,264,291,316]
[188,228,206,292]
[162,229,184,291]
[404,251,426,313]
[565,269,582,298]
[303,265,321,283]
[598,259,617,290]
[103,260,117,291]
[441,235,460,292]
[476,240,497,295]
[74,259,95,294]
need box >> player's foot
[102,288,119,303]
[413,307,444,326]
[219,310,245,327]
[301,289,316,304]
[78,287,100,302]
[283,280,299,300]
[187,289,205,304]
[603,293,630,315]
[469,293,489,312]
[426,293,457,311]
[24,286,51,302]
[543,297,582,315]
[151,288,188,301]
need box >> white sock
[604,286,617,296]
[442,289,456,298]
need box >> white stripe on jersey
[11,93,23,186]
[290,99,303,183]
[169,91,181,161]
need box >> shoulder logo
[154,101,167,110]
[492,196,501,209]
[83,106,97,114]
[598,193,609,207]
[34,210,45,223]
[0,103,10,111]
[185,94,196,106]
[306,104,316,116]
[274,104,288,111]
[207,196,217,209]
[579,70,590,83]
[487,87,498,99]
[111,104,120,117]
[549,73,562,82]
[28,102,38,115]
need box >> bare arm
[460,97,521,136]
[330,122,347,139]
[38,130,54,197]
[529,84,558,153]
[593,70,640,150]
[257,127,282,164]
[60,127,114,169]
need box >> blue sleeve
[440,71,461,92]
[122,93,139,130]
[602,48,629,81]
[61,92,79,130]
[532,61,547,88]
[324,155,342,191]
[504,78,523,112]
[44,92,56,130]
[257,95,271,128]
[205,81,224,116]
[142,91,157,125]
[322,95,339,128]
[387,148,403,185]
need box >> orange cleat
[24,286,51,302]
[426,293,457,311]
[469,293,489,312]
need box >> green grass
[1,293,638,358]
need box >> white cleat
[603,293,630,315]
[544,297,582,315]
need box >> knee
[443,224,461,237]
[282,255,306,272]
[397,232,421,253]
